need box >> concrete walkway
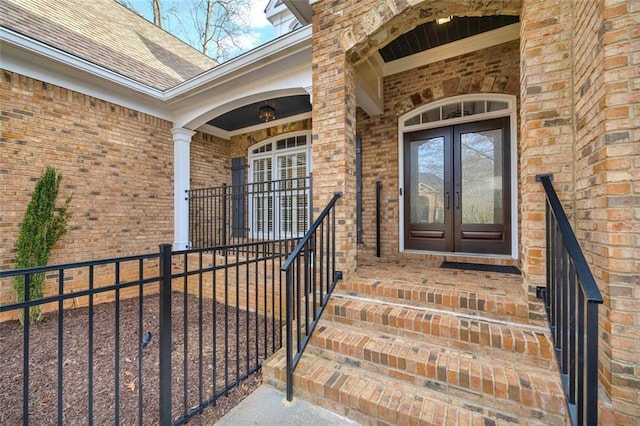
[216,385,361,425]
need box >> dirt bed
[0,292,281,425]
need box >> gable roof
[0,0,218,90]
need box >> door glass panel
[409,137,445,224]
[278,152,308,235]
[460,129,503,224]
[252,157,273,233]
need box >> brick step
[324,294,556,369]
[336,275,531,324]
[306,320,567,421]
[264,350,567,425]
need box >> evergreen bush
[14,167,72,324]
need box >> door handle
[455,192,460,209]
[445,192,450,209]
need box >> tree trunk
[202,0,214,55]
[153,0,162,28]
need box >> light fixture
[436,16,452,25]
[259,102,276,122]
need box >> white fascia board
[282,0,312,25]
[1,28,171,119]
[171,48,312,129]
[383,23,521,77]
[165,25,312,102]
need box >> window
[404,99,509,128]
[249,133,312,238]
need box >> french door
[250,134,311,238]
[403,117,511,254]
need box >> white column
[172,127,195,250]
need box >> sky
[125,0,276,61]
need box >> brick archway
[340,0,522,65]
[310,0,522,274]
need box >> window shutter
[231,157,246,238]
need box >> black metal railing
[188,176,312,248]
[536,174,603,426]
[0,240,292,425]
[281,192,342,402]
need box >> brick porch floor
[264,256,569,425]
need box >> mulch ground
[0,292,282,425]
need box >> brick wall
[0,72,234,319]
[572,1,640,422]
[0,71,174,311]
[313,0,638,420]
[356,40,521,260]
[519,1,576,319]
[228,119,312,161]
[190,131,230,189]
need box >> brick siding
[0,71,219,316]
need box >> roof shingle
[1,0,218,90]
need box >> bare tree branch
[118,0,255,62]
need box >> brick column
[519,0,575,320]
[172,128,195,250]
[311,11,358,274]
[572,2,640,422]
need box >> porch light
[436,16,452,25]
[259,103,276,122]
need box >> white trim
[383,23,520,77]
[196,124,231,140]
[1,27,171,120]
[1,25,313,127]
[398,94,518,259]
[1,27,162,97]
[165,26,312,101]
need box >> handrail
[281,191,342,401]
[536,174,603,425]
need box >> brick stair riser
[323,297,556,369]
[264,352,569,426]
[306,325,567,419]
[337,280,530,324]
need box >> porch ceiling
[378,15,520,62]
[207,94,311,132]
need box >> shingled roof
[1,0,219,90]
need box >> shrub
[14,167,72,324]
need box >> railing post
[159,244,173,426]
[376,181,382,257]
[285,269,294,401]
[222,183,228,247]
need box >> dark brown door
[404,117,511,254]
